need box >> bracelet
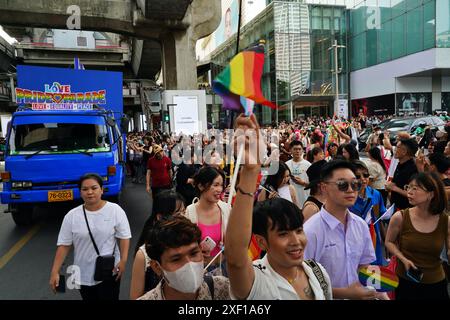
[236,186,255,197]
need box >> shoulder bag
[83,206,116,281]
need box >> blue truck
[1,106,126,225]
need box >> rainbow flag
[248,234,262,261]
[365,205,386,266]
[358,266,399,292]
[213,43,277,111]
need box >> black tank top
[304,196,323,210]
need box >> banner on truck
[15,65,123,117]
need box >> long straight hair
[369,147,387,175]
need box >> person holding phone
[49,173,131,300]
[257,161,301,208]
[184,166,231,276]
[385,172,450,300]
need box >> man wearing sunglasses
[304,160,380,299]
[350,160,387,267]
[386,138,418,210]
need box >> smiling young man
[225,114,332,301]
[303,160,382,300]
[138,216,230,300]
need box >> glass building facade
[348,0,450,116]
[210,1,348,126]
[349,0,450,71]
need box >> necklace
[287,268,299,284]
[303,283,314,299]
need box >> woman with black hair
[257,161,301,208]
[337,143,360,161]
[50,173,131,300]
[367,147,388,204]
[185,166,231,275]
[386,172,450,300]
[129,190,186,299]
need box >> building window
[396,93,432,115]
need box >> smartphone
[406,267,423,283]
[200,236,217,252]
[56,274,66,293]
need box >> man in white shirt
[304,160,387,300]
[286,140,311,208]
[226,114,332,301]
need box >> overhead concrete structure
[0,0,221,89]
[0,36,15,72]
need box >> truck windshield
[9,123,111,156]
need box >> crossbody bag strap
[83,205,100,256]
[204,275,215,300]
[304,259,329,296]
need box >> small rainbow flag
[213,43,277,112]
[240,96,255,116]
[358,265,399,292]
[248,234,262,261]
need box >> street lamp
[328,39,346,117]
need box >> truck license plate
[48,190,73,202]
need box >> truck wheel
[11,204,34,226]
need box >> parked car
[358,116,446,151]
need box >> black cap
[305,160,327,190]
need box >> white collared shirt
[233,255,333,300]
[304,206,376,288]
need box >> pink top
[198,222,222,257]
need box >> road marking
[0,224,41,270]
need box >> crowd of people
[48,113,450,301]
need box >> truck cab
[1,108,125,225]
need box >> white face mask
[161,261,204,293]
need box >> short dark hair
[145,216,202,263]
[78,173,103,189]
[428,152,450,174]
[290,140,304,149]
[193,166,225,196]
[399,138,418,157]
[253,198,304,239]
[409,172,448,215]
[320,160,356,182]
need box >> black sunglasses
[325,180,362,192]
[355,173,370,179]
